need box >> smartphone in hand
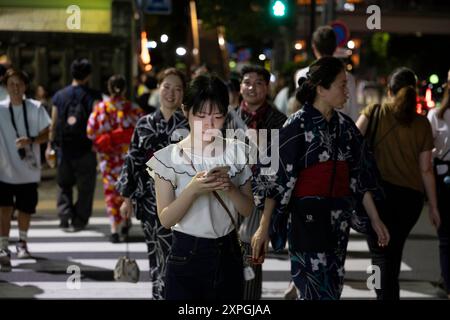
[205,165,230,177]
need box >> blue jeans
[165,230,244,300]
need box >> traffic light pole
[322,0,336,25]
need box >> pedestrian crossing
[0,217,438,299]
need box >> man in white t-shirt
[0,69,51,272]
[294,26,361,122]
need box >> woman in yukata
[147,74,254,300]
[251,57,390,300]
[116,68,189,300]
[87,75,143,242]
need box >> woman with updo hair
[87,74,143,243]
[251,56,389,300]
[357,67,440,300]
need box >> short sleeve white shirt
[146,138,253,239]
[0,99,51,184]
[427,107,450,161]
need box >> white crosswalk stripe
[0,217,438,299]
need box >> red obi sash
[94,127,134,153]
[294,161,351,198]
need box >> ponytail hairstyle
[296,56,345,105]
[107,74,126,97]
[387,67,418,125]
[438,76,450,119]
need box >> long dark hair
[387,67,418,125]
[438,80,450,119]
[296,56,344,105]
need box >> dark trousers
[165,230,244,300]
[435,166,450,293]
[367,181,424,300]
[56,151,97,227]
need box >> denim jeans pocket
[168,241,194,266]
[167,253,191,266]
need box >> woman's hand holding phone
[206,166,235,192]
[186,172,224,196]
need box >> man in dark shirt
[47,58,102,231]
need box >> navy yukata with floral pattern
[254,103,381,300]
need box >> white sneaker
[16,241,31,259]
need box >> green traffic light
[272,0,286,17]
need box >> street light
[218,35,225,46]
[160,34,168,43]
[147,41,157,49]
[429,74,439,84]
[347,40,355,49]
[176,47,187,56]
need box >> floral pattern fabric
[87,96,143,226]
[254,103,381,300]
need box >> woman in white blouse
[147,74,254,300]
[427,69,450,299]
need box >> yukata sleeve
[254,113,303,251]
[86,102,107,141]
[116,117,152,198]
[346,121,382,233]
[347,121,381,199]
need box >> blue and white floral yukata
[254,103,381,300]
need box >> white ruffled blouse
[146,138,252,239]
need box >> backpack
[55,87,92,151]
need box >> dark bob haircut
[183,74,229,116]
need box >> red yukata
[87,96,143,226]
